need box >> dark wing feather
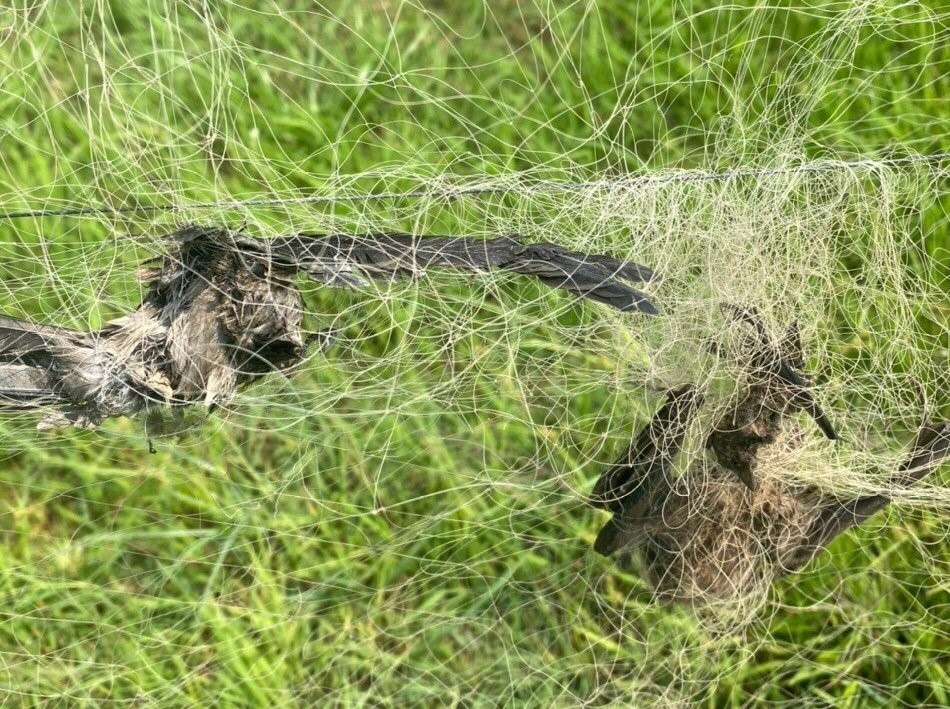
[786,421,950,574]
[0,363,60,408]
[268,233,660,314]
[0,316,88,409]
[590,386,703,555]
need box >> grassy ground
[0,2,948,706]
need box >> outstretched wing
[264,232,660,314]
[590,385,703,555]
[784,421,950,575]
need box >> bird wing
[590,385,703,555]
[785,420,950,575]
[266,233,660,314]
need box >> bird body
[639,464,813,600]
[593,384,949,600]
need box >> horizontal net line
[2,151,948,222]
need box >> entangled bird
[0,225,658,431]
[590,305,949,600]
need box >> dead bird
[0,225,659,430]
[590,309,949,601]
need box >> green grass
[0,1,948,706]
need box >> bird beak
[736,466,758,492]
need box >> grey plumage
[0,225,658,430]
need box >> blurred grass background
[0,1,948,706]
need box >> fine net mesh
[0,1,947,705]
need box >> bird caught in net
[590,306,950,600]
[0,224,658,431]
